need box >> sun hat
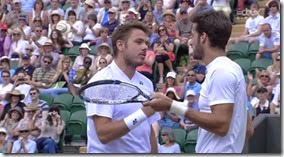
[51,10,61,16]
[162,10,176,19]
[186,90,196,97]
[24,103,40,111]
[79,43,91,51]
[56,20,72,39]
[97,43,113,54]
[5,90,25,101]
[166,71,177,79]
[8,106,24,119]
[85,0,95,8]
[0,127,7,134]
[166,87,180,100]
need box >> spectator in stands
[146,22,158,50]
[67,10,84,46]
[31,26,48,55]
[73,43,95,71]
[266,54,280,85]
[189,0,213,16]
[175,8,193,47]
[50,29,73,54]
[18,15,31,41]
[97,0,113,26]
[137,49,156,85]
[161,72,181,96]
[0,127,10,153]
[142,11,156,26]
[36,105,64,153]
[94,43,113,70]
[0,90,26,121]
[82,13,102,45]
[12,54,35,81]
[118,0,132,24]
[247,70,273,99]
[79,0,96,24]
[0,70,13,109]
[48,10,61,37]
[158,128,181,153]
[162,0,176,10]
[153,25,175,83]
[102,8,120,36]
[176,0,194,21]
[252,87,270,117]
[30,17,48,37]
[188,54,206,84]
[270,83,280,114]
[0,23,11,57]
[9,28,28,59]
[179,90,199,131]
[36,40,60,69]
[162,10,176,39]
[64,0,84,20]
[212,0,231,17]
[0,0,12,15]
[28,0,48,27]
[153,0,164,25]
[0,57,15,80]
[264,0,280,33]
[4,0,26,29]
[11,125,37,153]
[11,71,32,104]
[255,23,280,62]
[96,58,108,71]
[94,27,112,47]
[47,0,65,19]
[159,87,181,129]
[29,87,49,121]
[137,0,152,21]
[31,54,56,89]
[180,69,201,100]
[124,8,140,22]
[0,107,23,143]
[19,45,37,65]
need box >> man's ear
[116,39,125,52]
[200,32,207,43]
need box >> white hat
[166,87,180,100]
[13,0,21,3]
[186,90,196,97]
[85,0,95,8]
[56,20,72,39]
[166,71,176,79]
[51,10,61,16]
[0,127,7,134]
[79,43,91,51]
[127,8,140,19]
[108,7,117,13]
[43,39,53,46]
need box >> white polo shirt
[264,12,280,33]
[86,61,160,153]
[258,31,280,49]
[245,15,264,35]
[196,56,247,153]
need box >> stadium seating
[53,93,74,111]
[66,110,87,141]
[60,110,71,124]
[233,58,251,75]
[173,128,187,152]
[184,128,198,153]
[248,58,273,77]
[247,41,260,62]
[90,45,97,56]
[39,93,54,106]
[70,96,86,113]
[226,42,249,60]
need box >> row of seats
[158,128,198,153]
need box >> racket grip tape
[170,100,188,116]
[124,109,147,130]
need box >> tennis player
[85,21,160,153]
[144,10,248,153]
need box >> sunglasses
[13,33,20,36]
[34,20,41,22]
[26,48,33,51]
[158,29,165,32]
[161,134,167,136]
[187,74,195,77]
[0,132,6,136]
[260,75,269,78]
[105,1,111,3]
[44,60,51,64]
[26,110,36,113]
[2,75,10,78]
[19,130,29,133]
[99,61,106,64]
[30,92,37,95]
[84,61,92,64]
[122,1,129,3]
[36,30,42,32]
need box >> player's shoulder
[88,66,112,83]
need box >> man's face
[119,29,149,68]
[189,23,205,60]
[30,90,39,101]
[262,25,271,38]
[43,45,53,53]
[187,95,195,104]
[13,2,21,10]
[108,12,116,20]
[104,0,111,8]
[51,0,59,8]
[71,0,79,6]
[156,1,163,9]
[1,73,10,83]
[187,71,196,83]
[43,57,52,68]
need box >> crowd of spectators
[0,0,280,153]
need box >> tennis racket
[79,80,152,104]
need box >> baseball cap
[22,54,31,59]
[186,90,196,97]
[166,71,176,79]
[0,127,7,134]
[18,14,27,20]
[13,0,21,3]
[0,23,8,30]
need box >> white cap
[186,90,196,97]
[166,87,180,100]
[166,71,176,79]
[79,43,91,51]
[0,127,7,134]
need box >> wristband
[123,109,147,130]
[169,100,188,116]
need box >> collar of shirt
[109,61,140,84]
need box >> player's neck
[114,59,136,80]
[202,47,226,65]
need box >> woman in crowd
[28,0,48,27]
[48,10,61,37]
[94,43,113,70]
[72,43,95,71]
[266,54,280,86]
[162,10,176,39]
[9,28,28,59]
[161,72,182,97]
[94,27,112,47]
[0,56,15,80]
[153,24,175,83]
[50,29,73,54]
[67,10,84,46]
[82,14,102,45]
[159,128,181,153]
[36,105,64,153]
[30,16,48,36]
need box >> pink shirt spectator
[136,50,156,74]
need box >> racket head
[79,80,151,104]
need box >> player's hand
[143,92,173,111]
[141,106,155,117]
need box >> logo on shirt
[139,81,143,85]
[133,119,138,125]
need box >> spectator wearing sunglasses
[94,43,113,70]
[158,128,181,153]
[264,0,280,33]
[97,0,113,26]
[118,0,132,24]
[28,87,49,121]
[3,0,27,29]
[175,0,194,21]
[180,69,201,101]
[73,43,95,71]
[9,28,28,59]
[31,54,56,89]
[0,57,15,84]
[102,8,120,36]
[251,87,270,117]
[12,71,32,105]
[13,53,35,80]
[12,125,37,153]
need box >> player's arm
[93,106,155,144]
[150,126,158,153]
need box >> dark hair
[51,29,65,45]
[47,105,61,126]
[88,13,97,23]
[262,23,272,30]
[68,10,77,17]
[29,87,40,93]
[157,24,169,36]
[43,54,54,62]
[268,0,279,10]
[33,0,44,10]
[111,21,150,57]
[191,10,232,50]
[84,56,92,63]
[1,70,10,77]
